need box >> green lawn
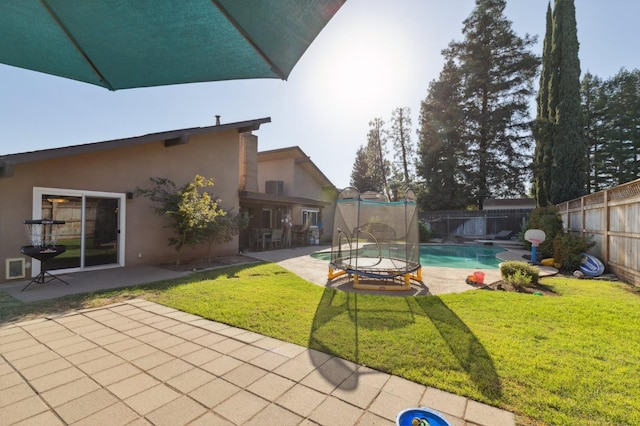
[2,263,639,425]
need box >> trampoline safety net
[329,187,421,289]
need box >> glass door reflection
[39,194,119,270]
[85,197,119,267]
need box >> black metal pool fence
[419,209,531,240]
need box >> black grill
[21,220,69,291]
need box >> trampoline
[328,187,422,290]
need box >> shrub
[508,270,535,289]
[500,261,540,288]
[418,221,435,242]
[520,207,564,258]
[136,175,244,265]
[553,233,595,271]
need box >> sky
[2,0,640,190]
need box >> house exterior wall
[292,163,323,200]
[0,130,241,284]
[258,159,294,195]
[255,156,337,243]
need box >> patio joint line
[1,332,69,426]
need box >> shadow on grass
[414,296,502,400]
[3,262,502,400]
[308,286,502,399]
[307,288,378,390]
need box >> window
[261,209,272,228]
[32,187,126,276]
[262,208,285,229]
[302,209,319,226]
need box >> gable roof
[257,146,334,189]
[0,118,271,171]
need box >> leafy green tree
[601,69,640,186]
[580,69,640,190]
[581,68,640,192]
[417,59,471,210]
[581,71,607,192]
[349,144,377,192]
[136,175,242,265]
[442,0,539,208]
[548,0,586,204]
[199,207,245,262]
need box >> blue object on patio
[396,407,450,426]
[0,0,345,90]
[579,253,605,277]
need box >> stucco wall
[260,156,337,236]
[258,158,294,196]
[256,158,324,199]
[292,164,323,200]
[0,130,241,283]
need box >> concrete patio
[1,299,515,426]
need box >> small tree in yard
[136,175,243,265]
[200,208,246,261]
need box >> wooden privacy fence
[557,178,640,286]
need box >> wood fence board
[557,178,640,286]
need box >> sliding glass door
[85,197,119,267]
[33,188,125,275]
[41,195,82,270]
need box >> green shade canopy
[0,0,345,91]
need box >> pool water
[420,244,504,269]
[312,244,505,269]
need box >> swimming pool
[312,244,505,269]
[419,244,505,269]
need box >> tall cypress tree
[533,2,553,206]
[548,0,586,204]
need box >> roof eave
[0,117,271,167]
[239,191,330,207]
